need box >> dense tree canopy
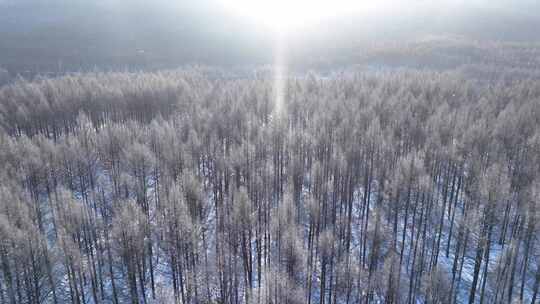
[0,68,539,303]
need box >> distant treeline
[353,37,540,76]
[0,68,9,87]
[4,36,540,82]
[0,69,540,303]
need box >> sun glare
[220,0,375,31]
[219,0,394,116]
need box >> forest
[0,68,539,304]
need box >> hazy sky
[0,0,539,72]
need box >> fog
[1,0,539,73]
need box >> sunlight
[273,32,287,115]
[219,0,396,116]
[220,0,383,31]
